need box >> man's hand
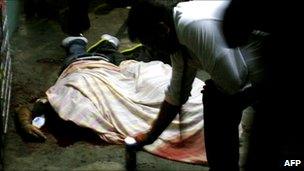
[129,100,181,151]
[134,132,154,145]
[134,132,148,144]
[133,100,180,150]
[16,105,47,141]
[22,124,47,140]
[129,132,153,151]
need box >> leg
[64,0,90,35]
[203,80,242,171]
[65,39,87,57]
[61,36,89,70]
[88,34,126,66]
[244,101,277,171]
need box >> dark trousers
[202,80,256,171]
[61,39,126,72]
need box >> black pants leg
[203,80,243,171]
[61,39,127,74]
[93,41,126,66]
[61,39,89,70]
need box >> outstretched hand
[132,100,181,150]
[23,124,47,140]
[132,132,154,151]
[15,105,47,141]
[134,132,148,144]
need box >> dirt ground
[3,1,214,170]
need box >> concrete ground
[3,1,252,171]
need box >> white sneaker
[101,34,120,47]
[61,36,88,47]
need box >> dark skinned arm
[135,100,180,146]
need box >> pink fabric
[151,131,207,165]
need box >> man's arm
[135,50,197,146]
[135,100,180,146]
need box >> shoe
[87,34,120,53]
[61,36,88,48]
[101,34,120,47]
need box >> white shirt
[165,1,264,106]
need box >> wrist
[145,101,180,144]
[22,122,32,129]
[146,130,158,144]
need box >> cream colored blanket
[46,60,207,164]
